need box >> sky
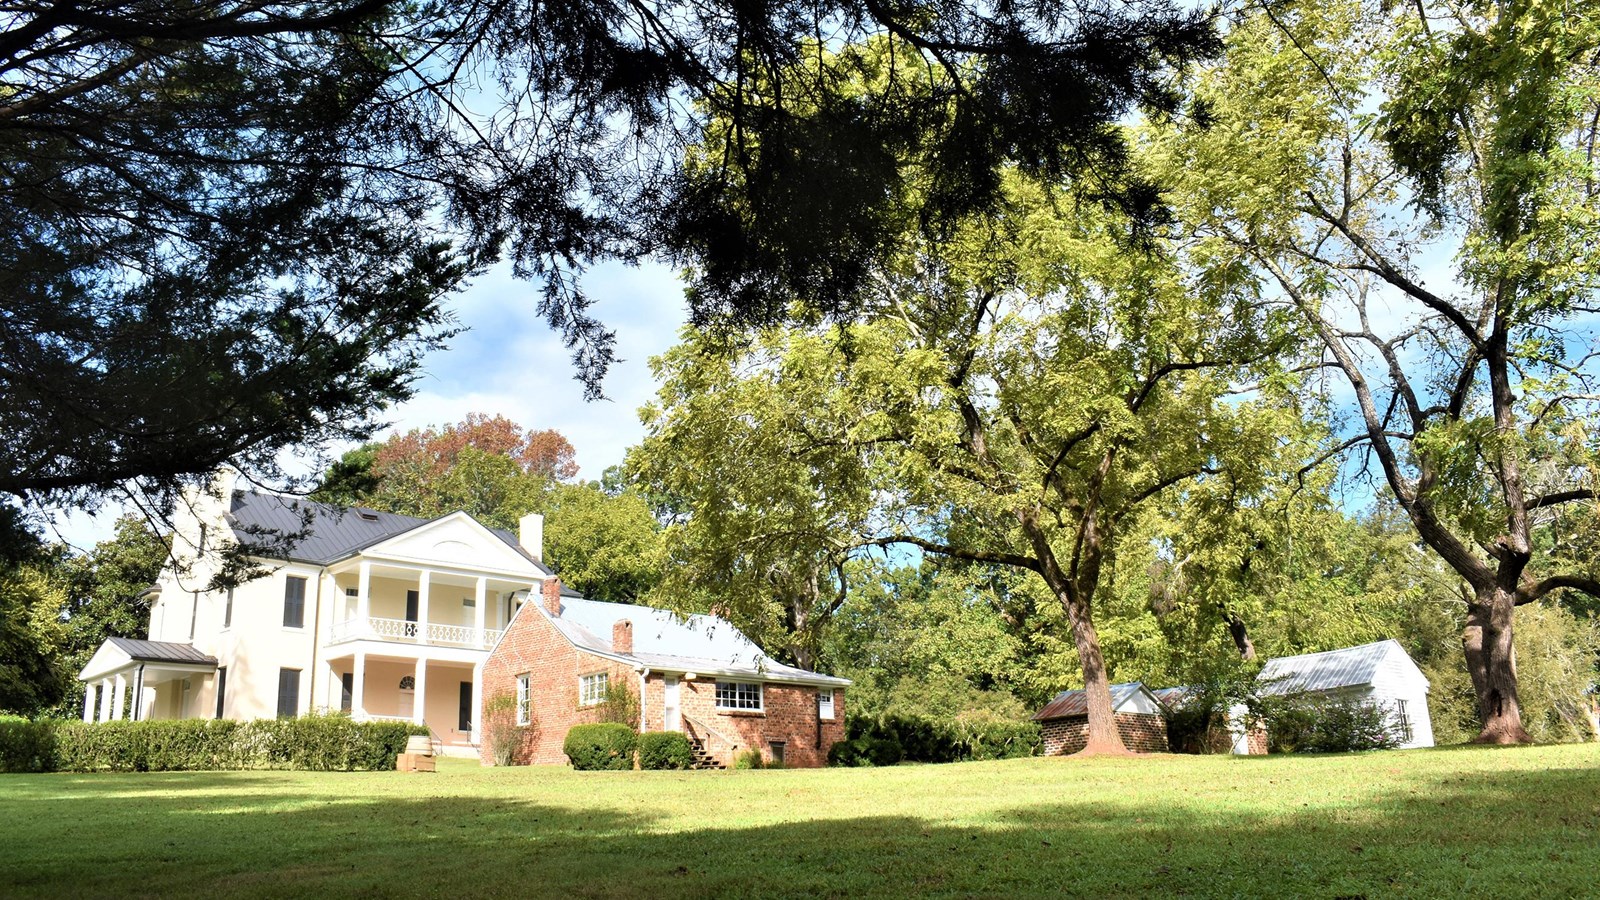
[48,259,691,552]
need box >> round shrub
[563,723,638,770]
[637,731,693,770]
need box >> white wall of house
[1365,650,1435,749]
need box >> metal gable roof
[1255,639,1407,695]
[1032,682,1154,721]
[226,491,550,571]
[105,637,217,666]
[543,596,849,687]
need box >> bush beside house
[563,723,638,770]
[0,715,426,773]
[829,713,1040,766]
[637,731,693,770]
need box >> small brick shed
[1033,682,1169,754]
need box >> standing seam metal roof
[1254,639,1407,695]
[544,596,849,687]
[1032,682,1153,721]
[226,490,550,571]
[106,637,217,666]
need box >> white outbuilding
[1256,638,1435,749]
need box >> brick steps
[688,737,725,770]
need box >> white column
[412,658,427,726]
[112,673,127,720]
[357,561,372,624]
[417,569,431,645]
[98,678,113,721]
[82,684,95,722]
[352,650,366,718]
[473,577,487,647]
[470,662,483,746]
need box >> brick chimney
[612,619,633,655]
[542,577,562,617]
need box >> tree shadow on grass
[3,763,1597,898]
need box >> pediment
[364,513,540,574]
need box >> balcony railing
[327,616,503,650]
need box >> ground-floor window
[1394,699,1413,742]
[716,681,763,712]
[458,682,472,731]
[340,672,353,712]
[276,668,301,718]
[215,667,228,719]
[768,741,785,766]
[516,674,531,725]
[579,672,608,706]
[818,688,835,720]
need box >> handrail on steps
[681,713,739,751]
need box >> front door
[405,590,419,638]
[399,686,415,718]
[663,677,680,731]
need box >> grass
[2,744,1597,898]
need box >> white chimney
[519,512,544,562]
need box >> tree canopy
[1156,0,1600,742]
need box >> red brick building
[1033,682,1169,755]
[480,579,848,767]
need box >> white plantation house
[76,471,563,756]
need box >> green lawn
[2,744,1597,898]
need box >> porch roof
[79,638,218,682]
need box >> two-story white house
[76,471,562,756]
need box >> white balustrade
[327,616,502,650]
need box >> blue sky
[49,259,690,551]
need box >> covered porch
[324,559,533,652]
[324,649,482,757]
[77,637,218,722]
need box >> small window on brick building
[768,741,785,766]
[818,689,835,720]
[715,681,762,711]
[579,672,608,706]
[516,674,531,725]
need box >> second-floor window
[282,576,306,628]
[579,672,608,706]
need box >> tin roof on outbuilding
[1255,639,1416,695]
[1033,682,1159,721]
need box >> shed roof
[1033,682,1157,721]
[1255,639,1414,695]
[542,596,849,688]
[227,490,549,571]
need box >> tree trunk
[1466,589,1532,744]
[1222,609,1256,661]
[1059,591,1129,755]
[1018,509,1130,756]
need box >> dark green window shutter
[283,577,306,628]
[277,668,300,718]
[215,667,228,719]
[458,682,472,731]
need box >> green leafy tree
[1159,0,1600,742]
[540,484,663,603]
[0,564,71,715]
[639,158,1298,752]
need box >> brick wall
[665,677,845,768]
[1041,712,1168,755]
[479,602,638,765]
[481,599,847,767]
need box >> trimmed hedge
[831,713,1041,766]
[563,723,637,770]
[0,715,427,773]
[637,731,693,770]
